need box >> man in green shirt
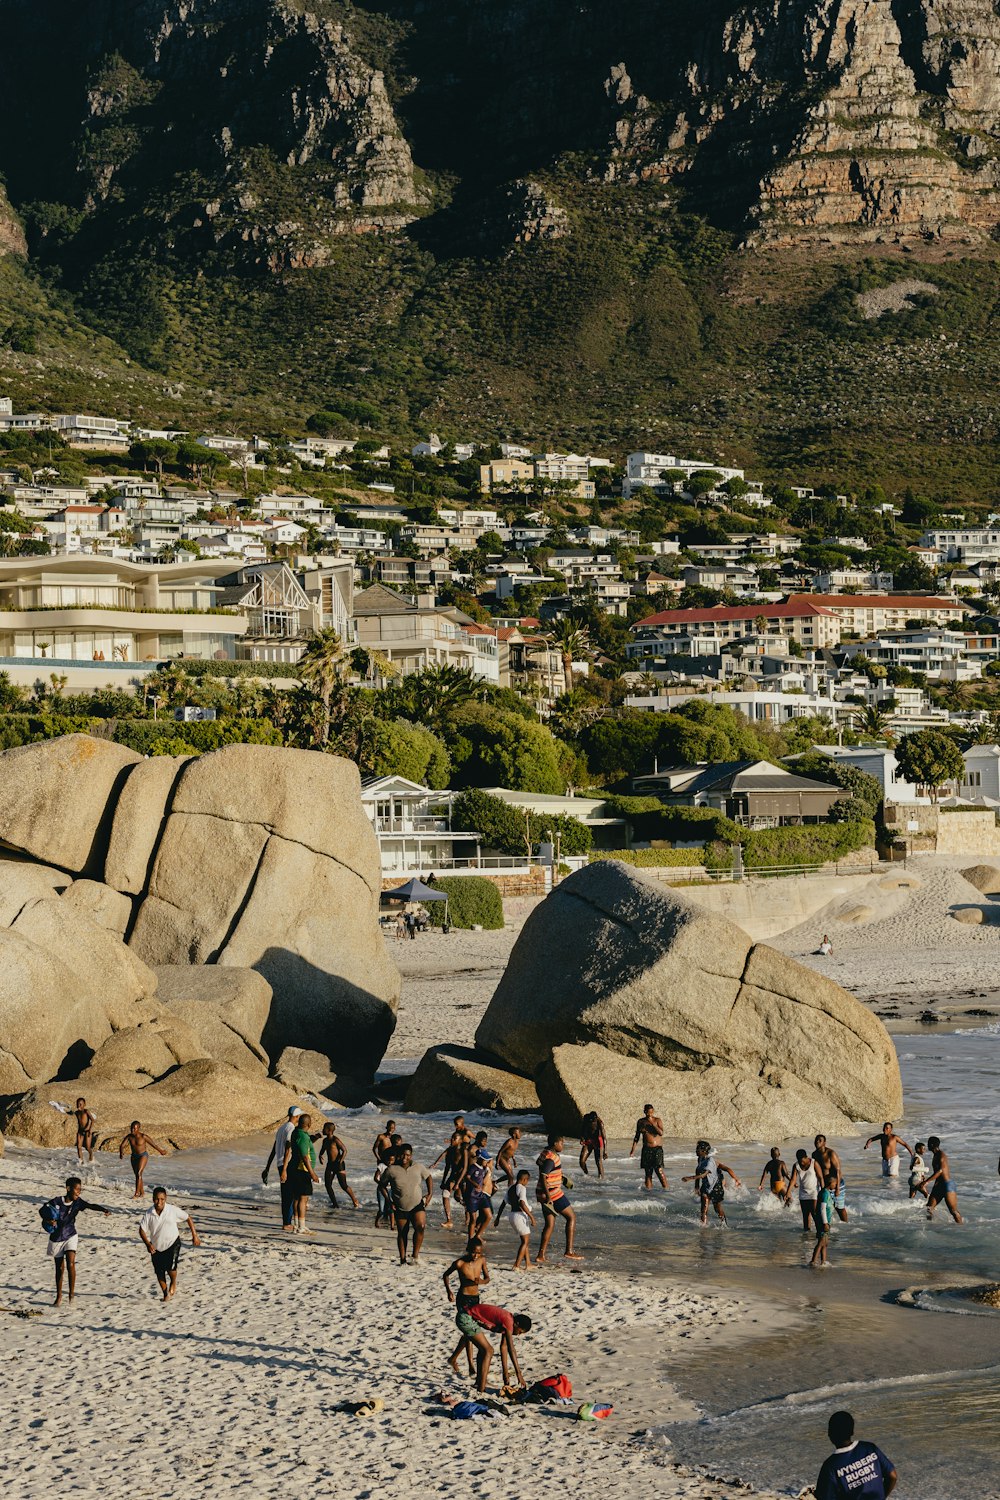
[280,1111,320,1234]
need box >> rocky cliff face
[2,0,1000,264]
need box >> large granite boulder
[1,1062,301,1151]
[405,1045,540,1113]
[0,735,139,875]
[0,735,399,1136]
[126,744,399,1075]
[473,862,901,1140]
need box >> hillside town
[4,397,1000,886]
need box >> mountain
[2,0,1000,493]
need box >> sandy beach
[0,1144,795,1500]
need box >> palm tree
[854,703,893,743]
[297,627,347,746]
[550,619,592,696]
[401,663,479,732]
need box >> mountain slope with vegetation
[2,0,1000,495]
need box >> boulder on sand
[0,927,112,1093]
[405,1045,540,1113]
[127,744,399,1077]
[951,906,985,925]
[81,1014,206,1085]
[961,864,1000,896]
[0,735,139,875]
[1,1062,300,1152]
[474,862,901,1140]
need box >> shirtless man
[496,1127,521,1189]
[630,1104,669,1191]
[813,1135,847,1222]
[579,1111,607,1180]
[923,1136,964,1224]
[319,1123,360,1208]
[431,1117,473,1229]
[118,1121,167,1199]
[74,1098,96,1163]
[864,1122,913,1180]
[443,1234,491,1377]
[374,1132,403,1228]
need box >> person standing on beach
[118,1121,168,1200]
[535,1134,582,1262]
[374,1123,401,1229]
[785,1149,821,1230]
[923,1136,964,1224]
[496,1127,521,1189]
[630,1104,669,1191]
[443,1234,490,1375]
[815,1411,897,1498]
[138,1187,200,1301]
[318,1123,360,1208]
[759,1148,790,1199]
[281,1111,320,1233]
[505,1170,536,1270]
[42,1177,111,1306]
[814,1135,847,1222]
[579,1111,607,1179]
[262,1105,303,1231]
[385,1145,433,1264]
[73,1099,96,1163]
[864,1123,912,1180]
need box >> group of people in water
[257,1103,965,1277]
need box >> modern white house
[811,745,928,804]
[956,745,1000,802]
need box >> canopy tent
[382,878,448,903]
[381,876,449,928]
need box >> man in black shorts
[138,1187,200,1301]
[630,1103,669,1191]
[384,1145,433,1265]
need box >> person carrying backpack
[40,1176,111,1305]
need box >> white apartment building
[812,568,894,592]
[622,451,745,499]
[841,628,1000,680]
[921,529,1000,564]
[53,414,131,452]
[630,599,843,652]
[809,593,968,633]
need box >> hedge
[178,660,302,681]
[588,849,705,868]
[704,820,876,870]
[111,717,283,753]
[452,789,592,857]
[425,876,505,930]
[601,795,741,845]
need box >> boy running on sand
[118,1121,167,1199]
[42,1177,111,1305]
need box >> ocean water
[30,1026,1000,1498]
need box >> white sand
[0,1147,793,1500]
[773,857,1000,1018]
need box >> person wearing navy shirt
[816,1411,897,1499]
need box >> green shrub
[0,712,106,749]
[179,660,303,681]
[425,876,505,930]
[704,820,875,870]
[111,717,283,753]
[588,849,705,868]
